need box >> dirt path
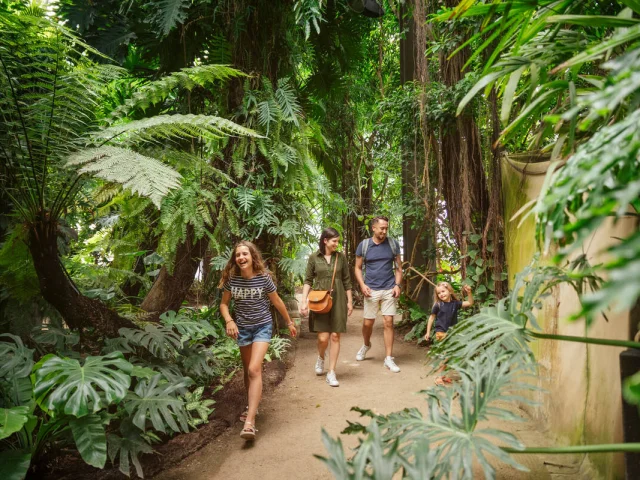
[155,309,576,480]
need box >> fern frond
[97,114,262,145]
[67,146,182,208]
[257,99,280,135]
[112,65,246,119]
[275,78,301,126]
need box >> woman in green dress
[300,227,353,387]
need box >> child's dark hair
[318,227,340,254]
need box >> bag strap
[329,253,339,293]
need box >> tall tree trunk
[438,0,490,271]
[28,215,136,337]
[140,224,209,316]
[399,0,435,310]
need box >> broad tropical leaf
[0,450,31,480]
[118,324,183,359]
[107,421,155,478]
[70,414,107,468]
[146,0,190,37]
[0,406,30,440]
[0,335,34,380]
[124,374,192,434]
[159,311,217,340]
[34,351,133,417]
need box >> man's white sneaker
[326,371,339,387]
[314,356,324,375]
[384,356,401,373]
[356,344,371,361]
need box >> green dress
[304,250,352,333]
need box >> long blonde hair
[433,281,459,305]
[219,241,269,287]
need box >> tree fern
[111,65,246,120]
[67,146,183,208]
[97,114,262,145]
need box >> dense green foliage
[1,0,639,478]
[318,0,640,478]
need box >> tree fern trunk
[140,224,208,317]
[28,215,136,337]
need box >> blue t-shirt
[431,300,463,333]
[356,238,396,290]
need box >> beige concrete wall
[502,155,637,479]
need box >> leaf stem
[504,443,640,454]
[529,331,640,349]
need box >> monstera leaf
[124,374,192,434]
[107,420,155,478]
[34,352,133,417]
[70,414,107,468]
[159,311,217,340]
[0,406,31,440]
[0,334,34,380]
[118,325,183,359]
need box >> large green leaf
[34,351,132,417]
[0,334,34,380]
[0,450,31,480]
[70,414,107,468]
[0,406,30,440]
[107,421,155,478]
[159,311,217,340]
[118,324,183,359]
[124,374,192,434]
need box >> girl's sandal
[434,376,446,387]
[442,376,453,384]
[239,406,258,423]
[240,421,257,440]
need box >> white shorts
[363,289,397,319]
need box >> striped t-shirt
[223,274,277,327]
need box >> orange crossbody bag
[307,254,339,314]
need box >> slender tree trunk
[140,224,209,316]
[121,235,159,300]
[28,216,136,337]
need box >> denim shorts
[237,322,273,347]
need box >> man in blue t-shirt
[354,216,403,373]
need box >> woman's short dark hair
[319,227,340,254]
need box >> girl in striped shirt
[219,241,297,441]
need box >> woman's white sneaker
[326,371,339,387]
[314,356,324,375]
[356,344,371,361]
[384,356,400,373]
